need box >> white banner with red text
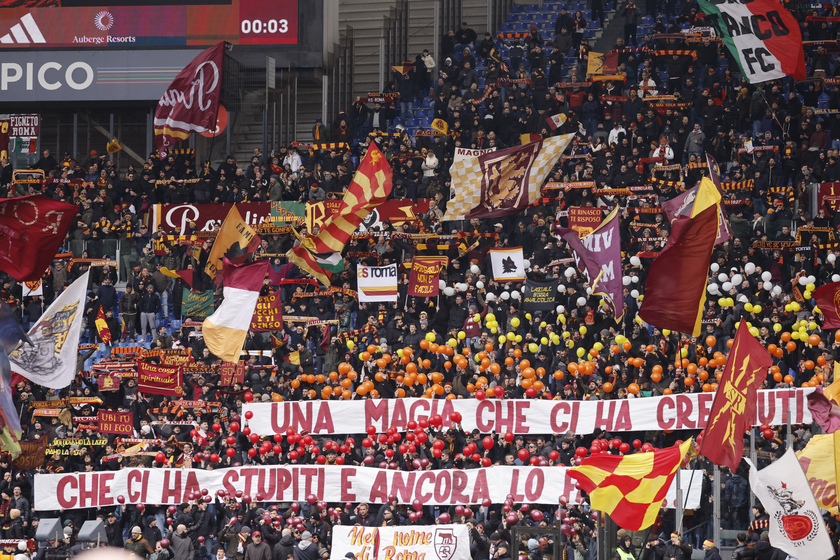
[33,465,702,511]
[331,525,471,560]
[242,388,812,436]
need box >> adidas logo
[0,13,46,44]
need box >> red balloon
[482,436,494,450]
[245,411,253,419]
[244,392,254,402]
[229,422,240,432]
[155,452,166,463]
[226,448,236,457]
[439,512,451,523]
[518,448,529,462]
[159,538,169,549]
[632,439,642,449]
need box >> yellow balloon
[541,337,549,345]
[749,327,759,337]
[809,321,818,330]
[792,302,801,312]
[773,323,782,332]
[515,335,523,343]
[426,333,436,341]
[615,335,627,344]
[814,306,821,314]
[491,328,497,334]
[458,331,466,340]
[473,314,481,323]
[563,331,570,339]
[511,318,521,328]
[347,340,355,350]
[753,305,762,313]
[579,326,587,335]
[499,335,507,344]
[807,283,816,292]
[576,347,585,357]
[744,303,753,313]
[594,342,604,351]
[804,291,812,299]
[540,321,547,328]
[486,313,496,322]
[448,339,458,347]
[506,333,515,342]
[559,315,566,324]
[791,331,800,340]
[662,329,671,336]
[525,314,532,321]
[680,347,687,357]
[529,343,539,353]
[397,349,404,358]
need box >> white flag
[357,264,398,302]
[489,247,526,282]
[10,271,90,389]
[747,449,834,560]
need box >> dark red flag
[154,42,225,156]
[813,281,840,329]
[697,318,773,471]
[0,195,77,281]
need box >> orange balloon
[809,334,821,346]
[652,364,663,375]
[780,332,791,342]
[784,374,794,384]
[328,371,338,381]
[397,388,406,398]
[272,393,283,402]
[431,372,443,384]
[687,364,697,375]
[485,343,495,353]
[702,383,712,392]
[420,340,430,350]
[383,354,392,364]
[623,341,632,351]
[422,359,432,369]
[466,383,475,393]
[375,372,385,382]
[533,380,544,391]
[370,390,379,398]
[786,341,797,352]
[513,349,522,358]
[348,371,357,381]
[403,347,413,357]
[536,367,546,377]
[291,379,300,389]
[342,390,352,399]
[568,363,578,374]
[819,356,827,366]
[523,367,535,378]
[406,362,417,374]
[611,345,620,354]
[705,336,716,347]
[628,383,640,395]
[726,339,734,348]
[490,363,501,374]
[684,377,695,387]
[401,355,411,365]
[698,370,709,381]
[773,347,784,358]
[681,358,690,368]
[433,384,445,395]
[773,372,782,382]
[767,344,777,355]
[554,370,565,380]
[367,345,378,354]
[307,390,316,399]
[505,357,514,366]
[430,343,439,353]
[603,382,613,392]
[521,378,533,390]
[444,361,452,370]
[651,372,661,383]
[416,373,428,385]
[663,388,673,395]
[520,359,531,369]
[805,360,815,370]
[359,352,371,362]
[699,357,708,366]
[645,345,654,353]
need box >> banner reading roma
[97,411,134,436]
[243,388,811,436]
[251,294,284,332]
[408,256,448,297]
[331,525,471,560]
[137,361,183,397]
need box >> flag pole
[676,443,697,536]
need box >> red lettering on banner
[58,476,78,508]
[613,401,632,431]
[292,469,299,501]
[184,471,201,500]
[162,471,181,504]
[496,401,517,433]
[434,471,451,503]
[392,472,416,503]
[470,470,489,503]
[476,401,494,432]
[301,467,319,499]
[99,472,115,506]
[676,395,695,429]
[391,400,407,431]
[257,468,276,500]
[524,470,544,502]
[366,400,389,431]
[757,391,775,425]
[696,393,714,428]
[796,389,804,423]
[452,471,471,505]
[409,400,430,423]
[314,406,335,433]
[369,471,388,503]
[276,469,291,500]
[128,470,143,502]
[416,471,435,503]
[79,473,98,508]
[515,402,530,433]
[440,400,456,429]
[509,470,525,502]
[550,402,570,432]
[561,471,576,501]
[595,401,614,431]
[241,468,258,496]
[293,403,313,433]
[223,470,239,497]
[657,397,676,429]
[341,468,357,502]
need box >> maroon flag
[813,281,840,329]
[154,42,225,157]
[697,318,772,470]
[97,411,134,436]
[137,361,184,397]
[0,196,77,281]
[554,207,623,321]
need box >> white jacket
[422,153,439,177]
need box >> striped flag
[570,439,692,530]
[287,142,392,286]
[202,259,269,363]
[545,113,567,130]
[94,305,112,345]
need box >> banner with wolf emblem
[10,271,89,389]
[330,525,471,560]
[443,134,574,221]
[489,247,526,282]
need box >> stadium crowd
[2,1,840,560]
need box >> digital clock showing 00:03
[240,19,290,35]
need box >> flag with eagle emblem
[488,247,525,282]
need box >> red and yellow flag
[638,177,720,336]
[286,142,392,285]
[95,305,112,345]
[697,319,772,471]
[569,439,692,530]
[205,205,260,284]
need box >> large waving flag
[697,318,772,470]
[639,177,721,336]
[444,133,574,221]
[10,271,89,389]
[286,142,392,286]
[697,0,805,83]
[205,205,260,284]
[812,281,840,329]
[569,439,693,530]
[202,259,269,363]
[154,42,225,156]
[554,207,623,321]
[748,451,834,560]
[0,195,77,282]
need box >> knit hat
[670,532,679,539]
[132,526,142,534]
[703,540,714,548]
[301,531,313,540]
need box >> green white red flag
[697,0,806,83]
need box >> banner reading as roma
[331,525,472,560]
[97,411,134,436]
[408,256,448,297]
[137,361,183,397]
[251,294,284,332]
[243,388,811,436]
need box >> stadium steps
[339,0,398,96]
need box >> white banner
[453,147,495,163]
[488,247,525,282]
[358,264,398,302]
[242,388,812,436]
[332,525,471,560]
[34,464,702,511]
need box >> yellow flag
[587,52,605,76]
[288,351,300,365]
[797,434,839,513]
[431,118,448,135]
[106,139,122,154]
[205,205,259,282]
[825,363,840,403]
